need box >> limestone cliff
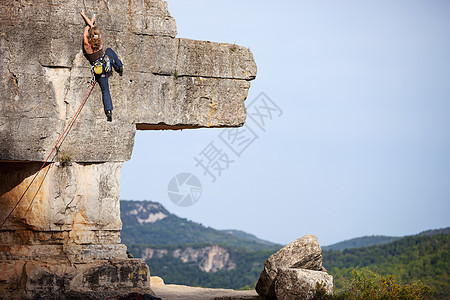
[0,0,256,163]
[142,245,237,273]
[0,1,256,299]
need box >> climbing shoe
[117,66,123,76]
[106,110,112,122]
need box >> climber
[80,10,123,122]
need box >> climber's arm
[80,10,95,27]
[83,25,91,51]
[81,10,96,52]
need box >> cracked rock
[256,235,332,299]
[0,0,256,299]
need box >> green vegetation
[120,200,281,289]
[120,201,448,296]
[323,228,450,251]
[323,234,449,299]
[120,200,281,252]
[58,150,72,166]
[220,229,278,247]
[313,269,433,300]
[129,244,273,289]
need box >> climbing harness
[92,54,111,75]
[93,60,103,75]
[104,55,111,73]
[91,54,111,84]
[0,80,97,230]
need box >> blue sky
[121,0,450,246]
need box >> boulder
[274,268,333,300]
[255,235,329,299]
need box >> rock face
[274,268,333,300]
[142,245,236,273]
[0,1,256,162]
[255,235,332,299]
[1,259,151,300]
[124,201,169,225]
[0,0,256,299]
[172,245,236,273]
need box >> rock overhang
[0,0,256,163]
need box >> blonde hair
[88,26,102,51]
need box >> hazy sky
[121,0,450,246]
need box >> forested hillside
[323,233,449,298]
[323,227,450,251]
[121,200,281,251]
[120,200,448,296]
[128,243,274,289]
[120,200,281,289]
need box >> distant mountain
[322,227,450,251]
[220,229,276,247]
[119,200,281,289]
[322,235,401,251]
[127,243,275,289]
[418,227,450,236]
[120,200,449,294]
[120,200,282,251]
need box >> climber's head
[88,26,102,51]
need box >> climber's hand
[80,10,94,27]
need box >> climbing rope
[0,80,97,230]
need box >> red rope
[0,80,97,229]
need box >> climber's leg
[97,73,113,115]
[105,48,123,75]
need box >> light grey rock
[140,245,236,273]
[0,0,256,163]
[130,75,250,129]
[0,259,152,300]
[0,244,127,262]
[255,235,326,299]
[274,268,333,300]
[176,39,257,80]
[172,245,236,273]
